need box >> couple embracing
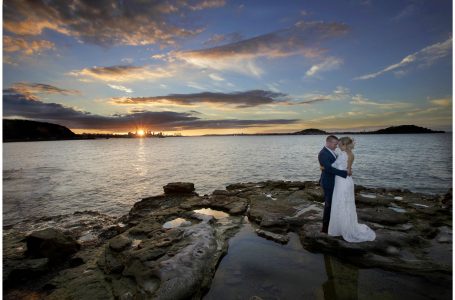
[318,135,376,243]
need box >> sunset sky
[3,0,453,135]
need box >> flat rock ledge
[3,181,452,299]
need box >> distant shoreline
[200,132,450,137]
[3,119,448,142]
[3,132,451,143]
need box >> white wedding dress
[328,150,376,242]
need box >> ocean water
[3,134,452,225]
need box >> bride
[328,137,376,242]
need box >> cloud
[405,107,440,117]
[121,58,134,64]
[305,56,343,77]
[355,37,452,80]
[186,82,208,91]
[4,56,18,66]
[430,98,451,107]
[4,91,299,131]
[208,73,225,81]
[294,86,350,104]
[172,20,349,76]
[69,65,173,82]
[3,36,55,56]
[3,0,224,47]
[112,90,288,108]
[187,0,226,10]
[108,84,133,93]
[266,83,280,93]
[203,32,243,46]
[4,82,80,96]
[392,3,418,21]
[350,94,410,109]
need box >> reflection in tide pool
[193,208,229,219]
[162,218,191,229]
[204,221,450,300]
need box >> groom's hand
[320,165,324,171]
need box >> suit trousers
[322,186,334,226]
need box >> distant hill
[372,125,444,134]
[3,119,76,142]
[291,125,444,136]
[293,128,328,135]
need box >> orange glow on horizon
[137,129,145,136]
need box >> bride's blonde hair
[339,137,355,150]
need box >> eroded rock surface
[3,181,452,299]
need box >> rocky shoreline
[3,181,452,299]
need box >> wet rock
[69,257,85,267]
[356,194,392,206]
[4,258,49,283]
[5,180,452,298]
[441,188,452,208]
[248,195,296,225]
[255,229,289,244]
[260,214,287,228]
[357,207,409,225]
[109,235,131,252]
[227,200,248,215]
[213,189,231,196]
[435,226,452,243]
[163,182,195,194]
[386,246,400,256]
[98,248,124,274]
[26,228,80,263]
[259,214,289,233]
[98,225,125,241]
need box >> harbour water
[3,134,452,225]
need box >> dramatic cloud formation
[112,90,288,108]
[4,91,299,131]
[3,0,224,46]
[355,37,452,80]
[69,65,173,82]
[3,36,55,55]
[5,82,80,96]
[171,20,349,76]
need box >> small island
[292,124,445,135]
[371,125,445,134]
[292,128,328,135]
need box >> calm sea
[3,134,452,226]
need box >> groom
[318,135,349,233]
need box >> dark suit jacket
[318,147,348,191]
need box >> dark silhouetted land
[3,119,446,142]
[3,119,76,142]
